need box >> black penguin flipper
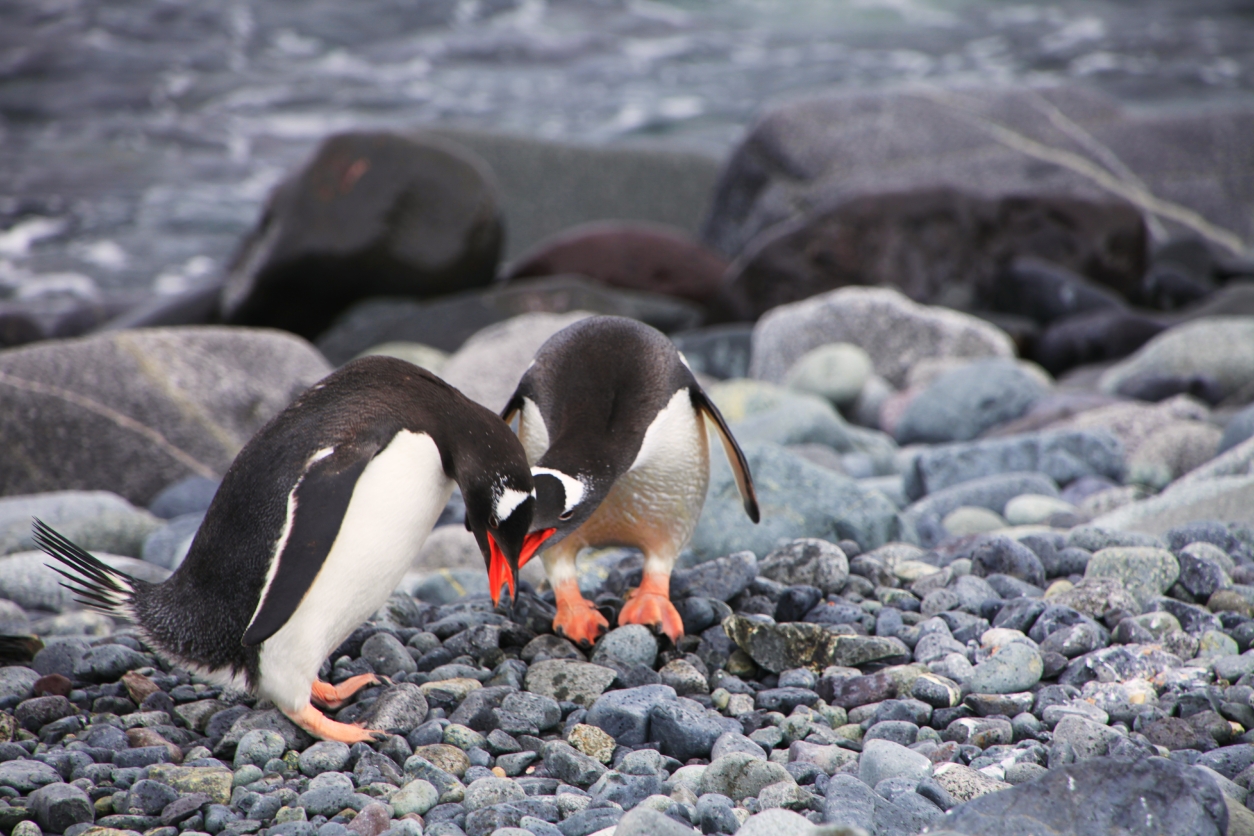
[501,393,524,425]
[33,518,139,615]
[689,386,761,523]
[241,445,375,647]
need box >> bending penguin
[37,356,548,743]
[501,316,759,646]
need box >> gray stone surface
[1099,318,1254,402]
[896,359,1048,444]
[751,286,1013,388]
[0,327,331,503]
[904,429,1125,502]
[935,755,1227,836]
[688,442,906,560]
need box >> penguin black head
[463,474,554,606]
[528,466,593,547]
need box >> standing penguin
[37,356,548,743]
[501,316,759,646]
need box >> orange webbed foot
[553,578,609,648]
[311,673,386,710]
[618,571,684,643]
[288,704,386,744]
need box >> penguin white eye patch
[532,467,585,515]
[493,487,531,523]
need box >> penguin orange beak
[487,534,515,606]
[520,528,555,568]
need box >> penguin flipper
[242,447,375,647]
[690,386,761,523]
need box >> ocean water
[1,0,1251,304]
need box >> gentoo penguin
[37,356,548,743]
[501,316,759,646]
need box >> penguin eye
[559,509,574,521]
[488,514,500,529]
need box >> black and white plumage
[38,356,540,742]
[501,316,758,646]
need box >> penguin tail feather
[32,518,137,618]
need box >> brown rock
[506,221,729,305]
[346,801,392,836]
[127,728,183,763]
[121,671,160,705]
[32,674,72,698]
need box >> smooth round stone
[1004,494,1080,526]
[233,729,286,769]
[0,666,39,701]
[1004,762,1049,785]
[859,739,932,787]
[965,643,1043,694]
[299,742,351,777]
[909,674,962,709]
[700,753,795,802]
[360,632,418,677]
[443,724,487,751]
[233,764,264,786]
[942,507,1007,536]
[1197,630,1239,659]
[462,776,524,812]
[591,625,658,668]
[1208,590,1251,617]
[863,721,918,747]
[782,342,873,407]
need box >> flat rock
[904,429,1125,502]
[523,659,616,708]
[896,359,1048,444]
[724,615,908,672]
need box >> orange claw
[553,577,609,648]
[311,673,384,710]
[288,704,386,744]
[618,570,684,643]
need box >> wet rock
[222,131,501,339]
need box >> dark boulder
[221,131,502,338]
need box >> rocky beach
[4,2,1254,836]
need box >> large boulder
[703,84,1253,277]
[439,311,591,413]
[1098,317,1254,402]
[751,286,1014,388]
[717,187,1146,320]
[315,275,701,363]
[428,128,721,260]
[221,131,502,339]
[0,327,331,503]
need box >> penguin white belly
[256,430,453,711]
[569,389,710,558]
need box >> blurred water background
[1,0,1252,303]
